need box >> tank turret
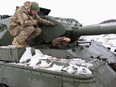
[26,16,116,46]
[0,16,116,46]
[0,8,116,46]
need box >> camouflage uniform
[9,1,54,47]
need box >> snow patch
[80,34,116,54]
[18,47,93,75]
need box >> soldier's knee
[26,26,35,31]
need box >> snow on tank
[80,34,116,54]
[15,47,93,76]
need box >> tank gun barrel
[76,23,116,36]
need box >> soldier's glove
[49,22,55,26]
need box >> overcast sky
[0,0,116,25]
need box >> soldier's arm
[36,15,54,26]
[17,8,37,27]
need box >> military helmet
[31,2,40,11]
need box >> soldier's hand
[49,22,55,26]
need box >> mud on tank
[0,8,116,87]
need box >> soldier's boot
[12,26,37,48]
[12,38,26,48]
[23,42,29,47]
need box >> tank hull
[0,42,116,87]
[0,61,115,87]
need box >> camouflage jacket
[9,1,53,29]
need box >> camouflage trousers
[9,25,41,44]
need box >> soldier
[9,1,54,48]
[52,36,71,48]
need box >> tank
[0,7,116,87]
